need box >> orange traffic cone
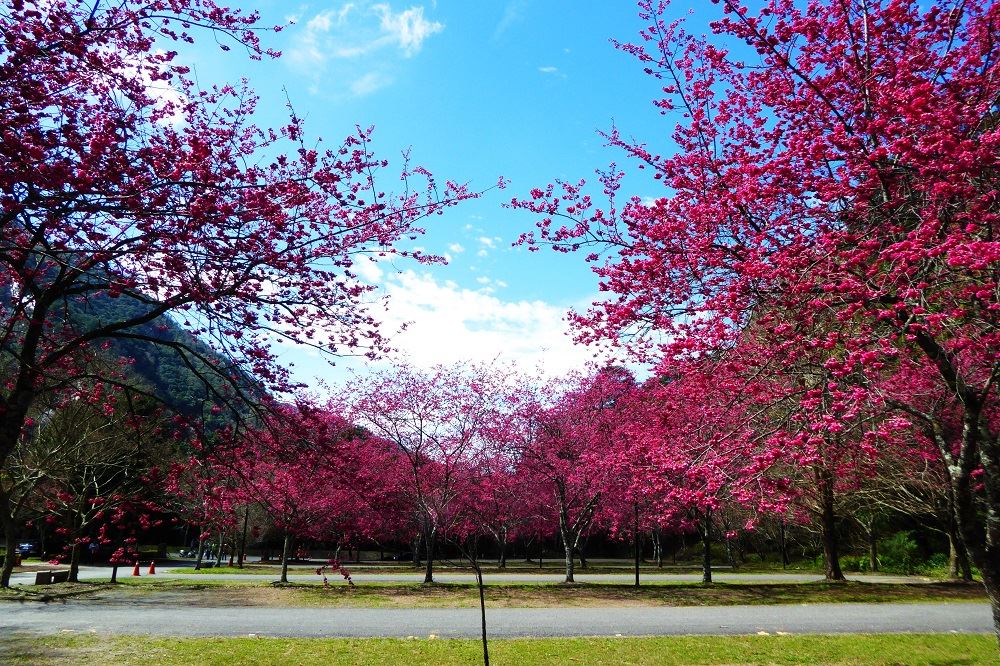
[131,560,140,577]
[148,561,156,575]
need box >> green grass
[1,633,994,665]
[3,579,985,609]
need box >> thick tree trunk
[413,534,422,569]
[194,534,206,571]
[701,511,713,584]
[238,509,249,568]
[563,540,575,583]
[68,541,80,583]
[948,530,973,581]
[214,532,224,568]
[280,531,292,584]
[110,564,119,584]
[724,537,738,570]
[423,529,436,584]
[949,428,1000,643]
[817,469,845,581]
[1,500,16,588]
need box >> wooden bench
[33,570,70,585]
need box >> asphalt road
[1,602,991,638]
[7,566,928,586]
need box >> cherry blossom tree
[514,368,636,583]
[0,0,481,488]
[1,385,162,585]
[336,362,514,583]
[514,0,1000,634]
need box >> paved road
[7,566,929,586]
[0,602,990,638]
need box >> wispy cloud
[538,65,566,79]
[350,71,391,96]
[373,4,444,56]
[287,2,444,96]
[493,0,527,40]
[448,243,465,254]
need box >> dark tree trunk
[238,509,249,568]
[948,529,973,581]
[110,564,119,584]
[423,529,436,584]
[701,510,713,584]
[1,499,16,588]
[279,531,292,584]
[498,531,507,569]
[413,534,422,569]
[214,532,224,568]
[68,541,81,582]
[817,468,845,581]
[948,427,1000,642]
[778,520,790,568]
[475,564,489,666]
[194,533,206,571]
[633,503,641,588]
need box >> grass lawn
[1,632,994,665]
[1,579,986,608]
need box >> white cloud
[478,236,496,248]
[351,71,391,96]
[287,2,444,96]
[477,249,489,258]
[371,270,599,374]
[538,65,567,79]
[475,276,491,285]
[448,243,465,254]
[353,258,384,283]
[493,0,526,40]
[373,4,444,56]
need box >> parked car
[16,541,41,557]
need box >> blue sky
[180,2,708,384]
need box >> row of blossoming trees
[3,0,999,642]
[141,359,967,592]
